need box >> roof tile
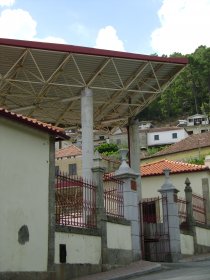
[0,107,68,140]
[56,145,82,158]
[146,131,210,158]
[141,159,209,177]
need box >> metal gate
[140,196,171,262]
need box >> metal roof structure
[0,38,188,130]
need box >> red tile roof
[56,144,82,158]
[143,131,210,159]
[141,159,209,177]
[0,107,68,140]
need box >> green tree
[95,143,119,156]
[138,45,210,123]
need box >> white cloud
[0,9,37,39]
[37,36,67,44]
[151,0,210,55]
[95,25,125,51]
[0,0,15,7]
[0,8,66,44]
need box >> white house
[146,127,188,147]
[177,114,210,135]
[0,108,67,279]
[109,126,188,149]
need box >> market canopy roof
[0,38,188,130]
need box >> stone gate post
[202,178,210,225]
[92,151,107,268]
[184,178,197,253]
[159,169,181,262]
[114,149,141,261]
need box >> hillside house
[142,131,210,164]
[109,126,188,150]
[55,144,119,175]
[146,126,188,147]
[56,144,83,175]
[178,114,210,135]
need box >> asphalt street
[129,260,210,280]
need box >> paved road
[130,260,210,280]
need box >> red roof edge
[0,38,188,65]
[0,108,69,141]
[141,168,208,177]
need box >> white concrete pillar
[81,88,94,180]
[128,118,142,201]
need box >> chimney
[204,155,210,168]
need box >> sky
[0,0,210,56]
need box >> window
[55,165,60,174]
[154,134,159,141]
[69,163,77,175]
[99,135,105,140]
[172,132,177,139]
[116,139,121,145]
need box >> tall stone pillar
[128,118,142,201]
[114,149,141,261]
[184,178,195,229]
[92,151,106,228]
[184,178,197,253]
[159,169,181,262]
[202,178,210,225]
[81,87,94,180]
[92,151,107,269]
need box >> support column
[184,178,197,253]
[114,149,141,261]
[159,169,181,262]
[92,151,107,269]
[202,178,210,225]
[128,118,141,201]
[92,151,106,228]
[81,87,94,180]
[185,178,195,229]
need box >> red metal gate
[140,196,171,262]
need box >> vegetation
[187,157,205,165]
[138,46,210,123]
[95,143,119,156]
[147,146,168,156]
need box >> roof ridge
[140,158,209,177]
[164,158,207,168]
[0,107,68,140]
[142,159,170,167]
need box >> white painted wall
[196,227,210,247]
[141,172,209,199]
[55,232,101,264]
[0,119,50,272]
[147,129,188,146]
[107,222,132,250]
[180,234,194,255]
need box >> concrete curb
[107,263,162,280]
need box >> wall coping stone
[55,225,101,236]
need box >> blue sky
[0,0,210,55]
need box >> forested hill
[138,46,210,125]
